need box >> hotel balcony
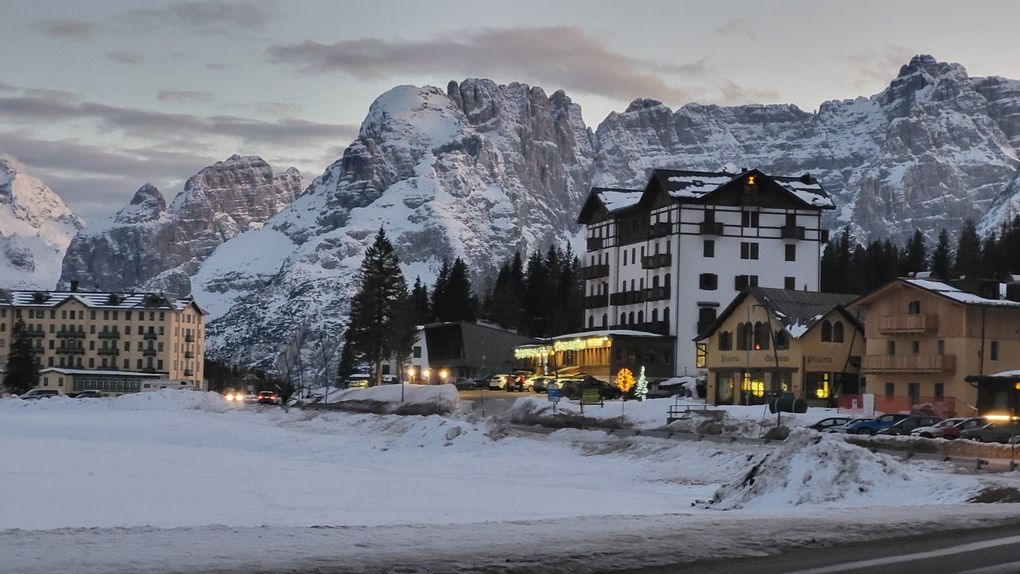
[640,253,671,270]
[648,221,671,238]
[142,348,158,357]
[610,290,647,306]
[586,237,604,252]
[645,286,671,302]
[877,314,938,335]
[862,353,956,374]
[581,264,610,280]
[98,330,121,339]
[56,330,85,338]
[184,369,194,377]
[699,221,724,235]
[184,351,195,358]
[143,332,157,340]
[583,293,609,309]
[56,346,85,355]
[635,320,670,335]
[97,347,120,356]
[185,334,195,343]
[24,328,45,338]
[30,345,45,354]
[780,225,806,240]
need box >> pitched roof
[651,168,835,209]
[854,278,1020,309]
[698,287,860,341]
[0,289,205,313]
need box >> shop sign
[553,336,611,353]
[514,345,553,360]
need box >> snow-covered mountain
[0,157,84,289]
[59,155,302,294]
[193,79,594,369]
[593,55,1020,242]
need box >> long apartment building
[0,286,206,393]
[577,168,833,377]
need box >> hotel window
[623,250,627,265]
[937,340,945,355]
[886,340,896,355]
[699,273,718,290]
[740,242,759,260]
[734,275,758,290]
[907,301,921,315]
[703,240,715,258]
[785,244,796,262]
[935,383,944,400]
[741,210,759,228]
[718,331,732,351]
[885,382,895,397]
[908,383,920,404]
[775,330,790,350]
[784,277,796,290]
[696,343,707,368]
[821,321,832,342]
[991,341,1000,361]
[785,213,797,227]
[832,321,845,343]
[911,341,920,354]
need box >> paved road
[623,524,1020,574]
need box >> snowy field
[2,390,1018,573]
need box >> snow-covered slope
[593,55,1020,242]
[0,157,84,289]
[59,155,301,294]
[194,79,594,369]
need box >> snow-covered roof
[593,188,644,213]
[698,287,859,341]
[0,290,203,312]
[552,329,668,340]
[40,367,168,378]
[653,169,835,209]
[903,279,1020,307]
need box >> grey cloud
[715,81,782,105]
[157,89,216,103]
[847,45,916,89]
[40,19,97,40]
[266,26,698,103]
[107,51,144,65]
[126,1,274,35]
[0,94,358,146]
[716,18,757,42]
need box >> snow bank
[710,428,979,510]
[316,383,459,415]
[0,389,230,413]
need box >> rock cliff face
[58,155,301,294]
[592,55,1020,243]
[0,157,84,289]
[192,79,594,372]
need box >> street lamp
[406,366,415,384]
[423,368,431,384]
[439,369,449,384]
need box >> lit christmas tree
[635,366,648,401]
[613,368,635,394]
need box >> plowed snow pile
[710,428,980,510]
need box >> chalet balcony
[184,369,194,377]
[56,346,85,355]
[641,253,671,269]
[185,334,195,343]
[699,221,724,235]
[610,290,647,306]
[184,351,195,358]
[98,330,121,339]
[143,332,157,340]
[780,225,806,240]
[586,237,604,252]
[584,293,609,309]
[862,353,956,374]
[581,264,610,280]
[820,229,830,243]
[97,347,120,356]
[56,330,85,338]
[142,348,158,357]
[877,314,938,334]
[648,221,671,238]
[645,286,672,302]
[30,345,45,354]
[634,320,670,335]
[24,328,45,338]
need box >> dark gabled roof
[576,187,644,223]
[651,168,835,209]
[697,287,860,341]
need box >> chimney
[70,280,79,293]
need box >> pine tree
[980,233,1001,280]
[523,251,550,336]
[634,366,648,401]
[336,327,357,387]
[953,220,982,278]
[431,258,478,322]
[902,229,927,275]
[345,228,415,386]
[409,276,431,325]
[5,319,39,395]
[931,229,953,279]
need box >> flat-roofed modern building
[577,168,834,377]
[0,286,206,394]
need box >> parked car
[487,374,509,390]
[931,417,987,440]
[345,375,371,389]
[961,422,1019,444]
[529,377,548,393]
[560,377,621,401]
[453,377,477,390]
[807,417,853,432]
[877,415,943,436]
[257,391,278,405]
[823,417,873,433]
[505,375,526,392]
[19,389,59,400]
[845,413,913,435]
[909,417,974,439]
[67,390,104,399]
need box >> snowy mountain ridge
[0,157,84,289]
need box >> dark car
[257,391,278,405]
[560,377,621,401]
[67,390,104,398]
[876,415,943,436]
[846,413,913,435]
[961,422,1019,444]
[453,377,477,390]
[19,389,60,400]
[933,417,987,439]
[807,417,853,432]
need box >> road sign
[581,388,602,406]
[548,387,561,402]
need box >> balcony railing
[56,346,85,355]
[143,332,157,340]
[97,347,120,356]
[142,367,156,374]
[583,293,609,309]
[634,320,670,335]
[24,329,45,338]
[184,369,194,377]
[184,351,194,358]
[780,225,806,240]
[648,221,671,238]
[586,237,604,252]
[98,331,121,339]
[699,221,724,235]
[30,345,45,354]
[640,253,671,269]
[581,264,610,280]
[820,229,830,243]
[862,353,956,374]
[877,314,938,334]
[185,335,195,343]
[142,348,158,356]
[645,286,671,302]
[610,290,647,306]
[56,330,85,338]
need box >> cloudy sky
[3,0,1020,222]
